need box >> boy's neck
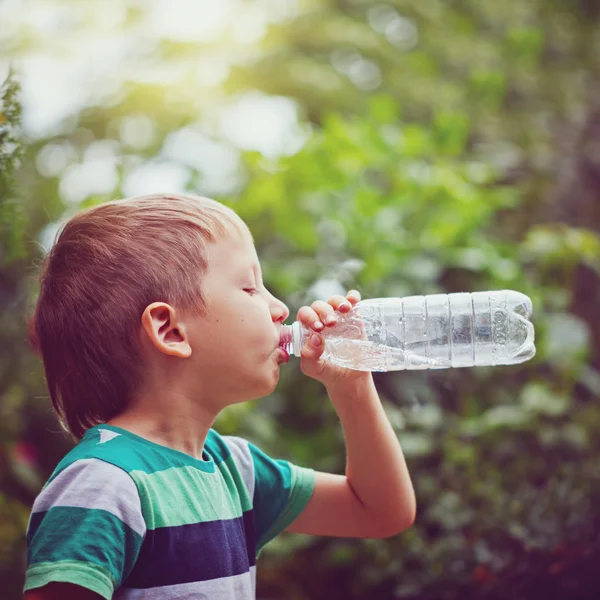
[107,392,220,461]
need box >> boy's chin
[259,363,282,394]
[227,369,279,404]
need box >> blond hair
[27,193,248,440]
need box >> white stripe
[31,458,146,537]
[223,436,255,500]
[114,566,256,600]
[98,429,121,444]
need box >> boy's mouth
[277,348,290,364]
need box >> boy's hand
[298,289,369,389]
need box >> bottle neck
[279,322,305,357]
[279,324,293,355]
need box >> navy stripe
[123,511,256,589]
[242,510,255,559]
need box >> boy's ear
[140,302,192,358]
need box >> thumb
[301,332,325,362]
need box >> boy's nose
[272,301,289,324]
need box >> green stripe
[249,443,295,546]
[130,457,252,529]
[28,506,143,585]
[24,560,114,600]
[257,465,316,554]
[49,427,235,484]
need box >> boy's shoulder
[49,425,253,483]
[49,425,152,483]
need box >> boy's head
[28,194,290,440]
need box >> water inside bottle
[319,291,535,371]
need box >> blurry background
[1,0,600,598]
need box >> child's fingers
[297,291,361,331]
[311,300,340,326]
[301,331,324,361]
[346,290,361,304]
[323,292,359,317]
[299,290,362,365]
[297,305,326,332]
[326,295,351,310]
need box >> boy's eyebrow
[239,262,262,280]
[253,263,263,280]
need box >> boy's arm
[24,459,145,599]
[286,372,416,539]
[283,289,415,539]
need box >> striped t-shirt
[24,424,316,599]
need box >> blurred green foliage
[1,70,39,599]
[2,1,600,599]
[0,72,26,263]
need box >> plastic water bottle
[279,290,535,372]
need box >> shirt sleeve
[247,441,316,554]
[24,458,146,600]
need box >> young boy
[24,193,416,600]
